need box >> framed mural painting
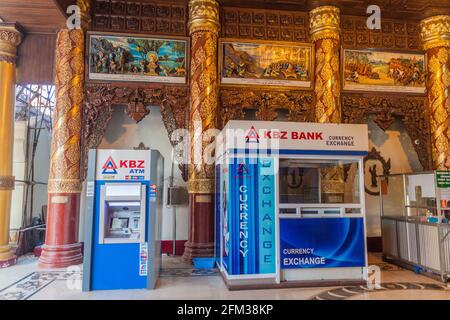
[219,39,314,89]
[87,32,188,84]
[342,49,426,94]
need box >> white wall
[10,119,51,240]
[365,117,423,237]
[10,121,27,236]
[29,121,51,221]
[96,105,189,241]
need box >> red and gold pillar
[0,23,23,268]
[39,5,90,268]
[183,0,220,260]
[309,6,344,201]
[420,15,450,170]
[309,6,341,124]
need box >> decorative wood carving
[83,83,189,180]
[91,0,187,36]
[219,88,314,128]
[134,142,150,150]
[342,94,432,170]
[364,147,391,196]
[217,1,450,21]
[221,7,309,42]
[341,15,421,51]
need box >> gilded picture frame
[342,48,426,94]
[219,39,314,90]
[87,32,189,84]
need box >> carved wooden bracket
[219,88,314,128]
[83,83,189,180]
[342,94,432,170]
[364,147,392,196]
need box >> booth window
[381,173,438,218]
[279,159,361,211]
[405,173,437,217]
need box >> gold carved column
[309,6,341,123]
[0,23,23,268]
[184,0,220,260]
[39,3,90,268]
[420,16,450,170]
[309,6,344,202]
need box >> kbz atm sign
[102,157,145,175]
[96,150,151,181]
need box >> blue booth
[215,120,369,288]
[82,149,164,291]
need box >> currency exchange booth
[215,120,369,289]
[82,149,164,291]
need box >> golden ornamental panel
[188,178,215,194]
[309,6,340,42]
[314,38,341,123]
[0,176,15,191]
[426,46,450,170]
[189,28,219,183]
[0,23,23,64]
[420,15,450,51]
[189,0,220,34]
[49,29,85,193]
[48,179,82,194]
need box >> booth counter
[380,172,450,282]
[215,120,370,289]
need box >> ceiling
[0,0,67,33]
[1,0,449,34]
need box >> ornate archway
[82,83,189,180]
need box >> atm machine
[82,149,164,291]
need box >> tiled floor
[0,253,449,300]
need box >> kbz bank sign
[217,120,369,156]
[95,150,151,181]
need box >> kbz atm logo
[102,156,145,175]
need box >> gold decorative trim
[0,23,23,64]
[314,37,341,123]
[0,176,15,190]
[426,46,450,169]
[48,179,82,194]
[309,6,340,42]
[48,29,85,193]
[188,0,220,34]
[76,0,92,29]
[188,179,215,194]
[420,15,450,50]
[188,13,219,188]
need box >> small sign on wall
[436,171,450,189]
[139,242,148,276]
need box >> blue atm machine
[82,149,164,291]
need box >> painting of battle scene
[343,49,426,93]
[220,40,313,88]
[88,34,187,84]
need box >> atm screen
[104,203,142,241]
[111,217,129,230]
